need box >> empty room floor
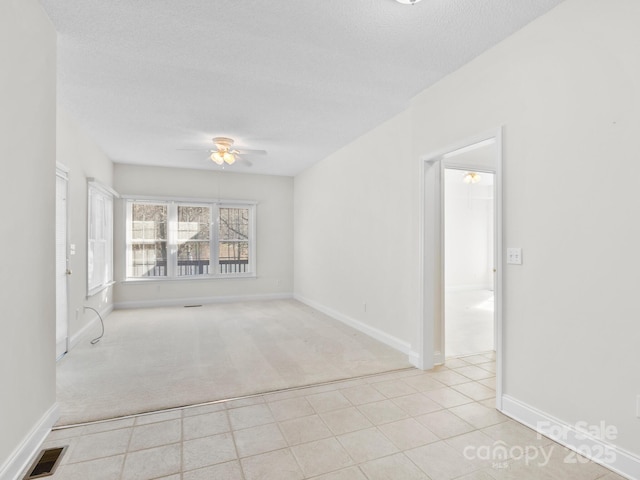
[56,299,411,425]
[41,354,624,480]
[445,290,494,358]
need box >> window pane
[177,206,210,241]
[131,204,166,240]
[177,241,210,276]
[88,185,114,294]
[219,207,248,240]
[177,206,210,276]
[219,241,249,274]
[129,203,167,277]
[130,242,167,277]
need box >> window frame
[126,200,169,278]
[87,179,117,296]
[175,203,213,278]
[124,196,256,281]
[215,203,256,276]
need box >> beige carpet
[56,299,412,425]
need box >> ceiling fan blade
[235,148,267,155]
[179,147,266,155]
[237,155,253,167]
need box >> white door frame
[56,163,70,360]
[417,127,503,410]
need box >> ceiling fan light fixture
[223,152,236,165]
[203,136,265,167]
[210,151,224,165]
[395,0,422,4]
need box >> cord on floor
[83,306,105,345]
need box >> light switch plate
[507,248,522,265]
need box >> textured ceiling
[39,0,564,176]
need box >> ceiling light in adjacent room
[463,172,481,184]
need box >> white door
[56,168,69,360]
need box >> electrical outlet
[363,303,367,313]
[507,248,523,265]
[636,395,640,418]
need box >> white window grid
[125,198,256,280]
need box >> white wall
[0,0,57,476]
[295,108,419,347]
[295,0,640,465]
[113,165,293,306]
[444,169,494,290]
[412,0,640,460]
[57,109,115,345]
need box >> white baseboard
[294,294,418,362]
[0,403,59,480]
[433,350,445,366]
[69,304,114,350]
[114,292,293,310]
[502,395,640,480]
[407,350,421,367]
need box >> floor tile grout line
[54,450,127,470]
[398,449,433,480]
[287,385,358,477]
[359,449,435,479]
[179,410,184,480]
[119,425,135,480]
[226,409,246,480]
[267,398,309,477]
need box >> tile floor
[40,353,626,480]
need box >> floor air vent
[24,446,67,479]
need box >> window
[177,205,211,276]
[125,199,255,279]
[129,203,167,277]
[87,180,115,295]
[218,207,250,274]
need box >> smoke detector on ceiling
[395,0,422,4]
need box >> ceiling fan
[195,137,267,166]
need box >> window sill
[122,273,257,284]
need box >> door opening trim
[56,165,70,360]
[417,128,503,410]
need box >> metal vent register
[23,446,67,479]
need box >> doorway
[56,166,69,360]
[419,129,502,408]
[444,168,495,357]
